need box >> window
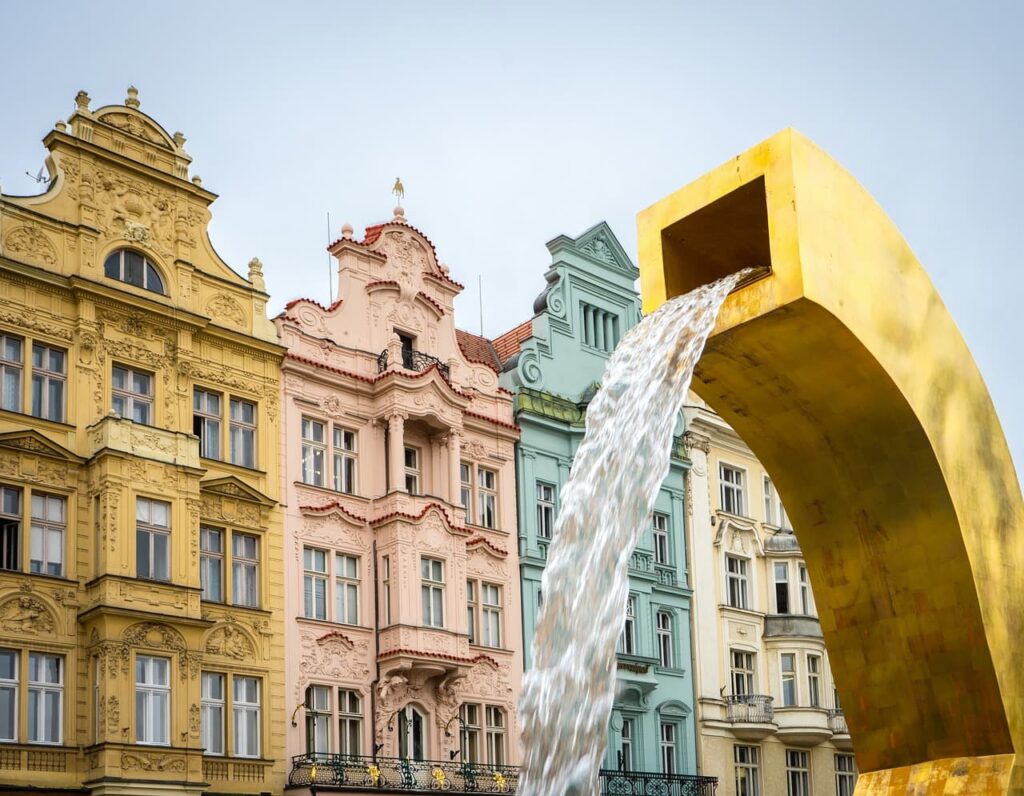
[398,332,415,368]
[230,398,257,468]
[460,463,471,512]
[113,365,153,424]
[403,447,421,494]
[653,513,670,565]
[481,583,502,647]
[232,533,259,608]
[720,464,745,515]
[202,672,225,755]
[0,335,22,412]
[618,595,636,655]
[397,705,424,761]
[466,581,477,645]
[93,664,100,743]
[478,468,497,528]
[807,655,821,708]
[835,753,856,796]
[305,685,330,755]
[799,564,812,615]
[536,482,555,539]
[421,557,444,627]
[660,722,677,775]
[581,302,620,353]
[31,344,66,422]
[0,650,15,741]
[193,389,222,459]
[774,562,790,614]
[338,689,361,755]
[301,418,326,486]
[382,556,391,625]
[136,655,170,745]
[763,475,776,525]
[731,650,755,696]
[781,653,797,707]
[726,556,749,609]
[619,717,634,771]
[104,249,165,293]
[734,745,760,796]
[303,547,328,620]
[333,428,357,494]
[0,488,19,571]
[30,493,64,577]
[485,705,506,766]
[460,703,480,763]
[233,676,260,758]
[200,527,224,602]
[27,653,62,745]
[786,749,810,796]
[656,611,673,667]
[335,554,359,625]
[136,498,170,581]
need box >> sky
[1,0,1021,472]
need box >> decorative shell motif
[4,225,58,265]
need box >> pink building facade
[277,209,522,790]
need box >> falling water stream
[518,271,749,795]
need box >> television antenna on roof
[24,165,47,184]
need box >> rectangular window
[786,749,810,796]
[482,583,502,648]
[0,487,20,572]
[734,745,761,796]
[404,447,421,495]
[726,555,749,609]
[656,611,673,667]
[580,303,620,353]
[660,722,677,775]
[232,533,259,608]
[382,556,391,625]
[460,463,471,512]
[305,685,330,755]
[335,553,359,625]
[720,464,746,515]
[303,547,328,620]
[478,468,497,528]
[113,365,153,425]
[763,475,775,525]
[781,653,797,707]
[333,427,357,494]
[229,398,257,468]
[420,557,444,628]
[31,344,66,422]
[807,654,821,708]
[27,653,62,745]
[30,493,64,577]
[620,717,634,771]
[135,655,170,745]
[536,482,555,539]
[301,418,326,486]
[653,513,670,564]
[233,676,260,758]
[201,672,225,756]
[136,498,171,581]
[835,753,857,796]
[731,650,755,696]
[618,595,636,655]
[200,527,224,602]
[799,564,812,615]
[466,581,477,645]
[193,388,222,459]
[485,705,506,766]
[338,689,361,756]
[0,335,23,412]
[0,649,15,741]
[775,562,790,614]
[461,703,480,763]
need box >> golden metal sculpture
[637,129,1024,794]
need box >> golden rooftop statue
[393,176,405,205]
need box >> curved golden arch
[638,129,1024,793]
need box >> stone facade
[0,90,286,794]
[684,395,856,796]
[496,223,700,778]
[276,209,523,789]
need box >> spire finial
[75,91,91,112]
[125,86,140,108]
[392,177,405,207]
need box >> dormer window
[103,250,165,295]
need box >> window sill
[468,643,514,655]
[294,481,369,503]
[717,604,765,619]
[296,615,369,631]
[201,457,267,478]
[0,407,75,433]
[204,600,272,618]
[0,570,77,587]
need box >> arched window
[103,250,165,294]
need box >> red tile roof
[492,320,533,363]
[455,329,501,372]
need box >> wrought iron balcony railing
[725,694,775,724]
[378,348,451,380]
[828,707,849,735]
[599,769,718,795]
[288,753,517,792]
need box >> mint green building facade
[497,223,700,778]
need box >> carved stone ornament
[205,625,255,660]
[120,752,186,773]
[0,596,55,635]
[4,225,58,265]
[206,294,246,327]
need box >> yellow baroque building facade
[0,89,285,795]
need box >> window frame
[136,497,171,582]
[29,492,65,577]
[303,547,328,621]
[0,649,17,743]
[27,652,62,745]
[477,467,497,529]
[719,462,747,516]
[653,512,670,565]
[404,446,421,495]
[103,249,165,294]
[485,705,506,766]
[229,397,257,469]
[231,532,260,609]
[725,554,750,610]
[780,653,798,707]
[30,343,66,423]
[193,388,223,460]
[0,334,23,414]
[135,654,171,746]
[338,688,362,756]
[536,481,556,539]
[420,556,445,628]
[799,563,813,615]
[200,527,225,603]
[731,649,756,696]
[460,703,481,763]
[774,561,791,614]
[659,721,677,775]
[201,671,226,756]
[304,684,331,755]
[835,753,857,796]
[112,364,154,425]
[656,610,673,668]
[461,460,501,530]
[785,749,810,796]
[807,654,821,708]
[334,553,360,626]
[232,675,261,758]
[734,744,761,796]
[618,594,637,655]
[332,427,357,494]
[300,417,327,487]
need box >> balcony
[288,754,517,792]
[829,708,853,750]
[725,695,776,740]
[599,769,718,795]
[378,348,451,380]
[774,706,834,746]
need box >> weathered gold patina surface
[638,129,1024,794]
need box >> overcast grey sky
[2,1,1021,471]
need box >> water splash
[518,272,747,795]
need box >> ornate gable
[199,476,275,506]
[0,430,83,463]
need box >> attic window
[104,250,165,295]
[581,303,619,354]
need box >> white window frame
[774,561,791,614]
[303,547,328,620]
[835,753,857,796]
[726,555,749,610]
[201,671,225,756]
[421,557,445,628]
[0,649,16,742]
[786,749,810,796]
[734,744,761,796]
[807,654,821,708]
[619,715,634,771]
[731,649,756,696]
[780,653,797,707]
[30,343,66,423]
[135,655,170,746]
[381,555,391,625]
[719,463,746,516]
[113,365,154,425]
[653,512,670,565]
[481,583,502,648]
[335,553,360,625]
[136,497,171,582]
[200,527,224,603]
[229,397,257,468]
[461,703,481,763]
[231,532,260,608]
[0,334,23,413]
[466,580,477,645]
[618,595,637,655]
[799,563,813,615]
[193,388,223,460]
[659,721,677,775]
[338,688,362,756]
[232,675,261,758]
[301,418,327,487]
[0,487,20,572]
[460,463,471,513]
[477,467,497,529]
[27,652,62,745]
[656,611,673,668]
[305,684,331,755]
[485,705,506,766]
[536,481,556,539]
[404,446,421,495]
[333,427,357,494]
[29,493,64,577]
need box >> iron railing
[828,707,849,735]
[599,769,718,795]
[725,694,775,724]
[377,348,451,380]
[288,753,517,792]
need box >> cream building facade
[684,395,856,796]
[0,90,286,795]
